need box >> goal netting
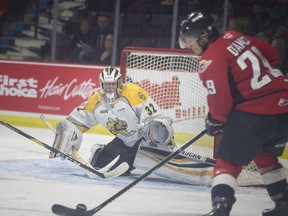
[120,46,287,186]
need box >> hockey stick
[51,129,207,216]
[39,114,126,177]
[181,148,216,165]
[139,145,216,165]
[0,120,128,179]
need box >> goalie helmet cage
[120,46,268,186]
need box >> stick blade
[52,204,91,216]
[105,161,130,179]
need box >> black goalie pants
[91,137,142,172]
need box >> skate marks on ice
[0,126,274,216]
[0,156,205,191]
[0,158,273,216]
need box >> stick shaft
[39,115,125,177]
[0,120,107,178]
[40,114,96,169]
[40,114,56,133]
[90,129,207,214]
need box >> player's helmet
[99,67,122,104]
[179,10,219,51]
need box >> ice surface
[0,125,274,216]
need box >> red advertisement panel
[0,60,116,115]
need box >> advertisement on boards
[0,60,110,115]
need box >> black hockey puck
[76,203,87,212]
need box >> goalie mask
[99,67,123,104]
[179,10,219,54]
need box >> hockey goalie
[51,67,213,186]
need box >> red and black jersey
[199,30,288,122]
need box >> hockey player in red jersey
[179,9,288,216]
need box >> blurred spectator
[227,18,240,31]
[227,17,252,35]
[255,15,282,43]
[271,33,288,76]
[186,0,214,12]
[0,0,8,37]
[0,0,8,16]
[218,0,240,33]
[90,13,113,51]
[128,0,161,14]
[68,14,113,64]
[273,25,288,46]
[254,27,274,43]
[211,13,222,32]
[69,19,93,62]
[265,0,288,31]
[270,38,288,75]
[95,33,114,65]
[249,2,269,35]
[84,0,116,14]
[77,33,114,65]
[159,0,173,14]
[226,1,256,35]
[219,1,271,36]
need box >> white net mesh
[121,47,269,186]
[122,48,213,159]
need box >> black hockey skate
[262,189,288,216]
[202,197,235,216]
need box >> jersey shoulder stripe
[85,91,101,113]
[121,83,148,106]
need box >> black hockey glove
[205,113,225,136]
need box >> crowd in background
[223,0,288,75]
[0,0,287,75]
[68,14,113,64]
[0,0,32,38]
[62,0,288,75]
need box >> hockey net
[120,46,284,186]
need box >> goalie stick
[139,145,216,165]
[51,129,207,216]
[0,120,129,179]
[39,114,126,177]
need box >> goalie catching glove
[205,113,225,136]
[139,117,174,147]
[50,120,83,158]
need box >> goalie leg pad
[135,145,213,185]
[50,120,82,158]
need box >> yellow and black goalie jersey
[67,83,167,147]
